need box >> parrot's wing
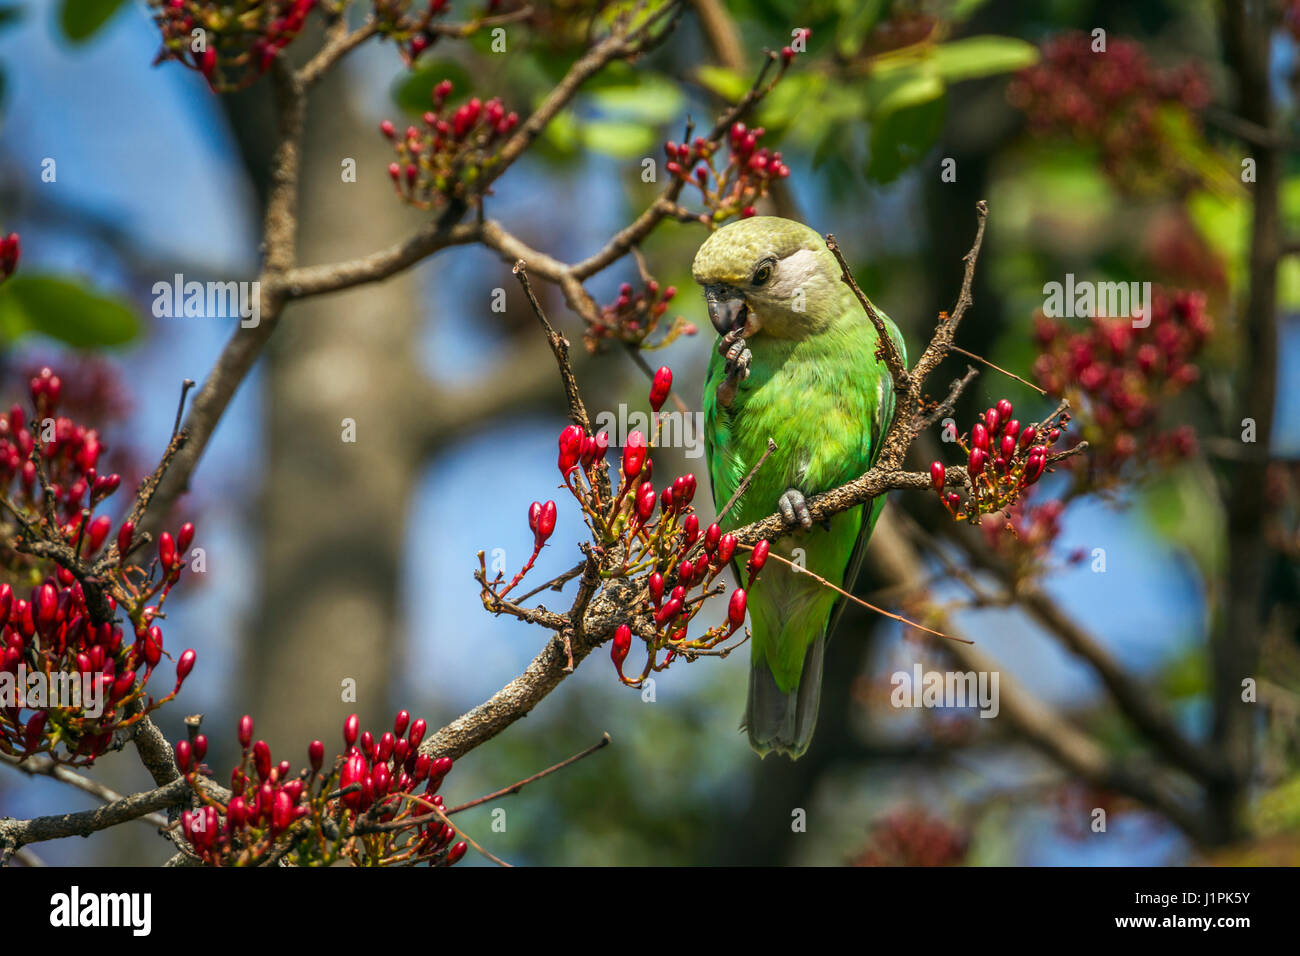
[824,324,902,643]
[824,498,883,642]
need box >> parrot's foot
[715,329,752,408]
[777,488,813,530]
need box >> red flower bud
[273,790,293,833]
[611,623,632,669]
[175,739,192,773]
[238,714,253,749]
[636,483,657,522]
[622,431,648,479]
[648,572,664,606]
[116,520,134,562]
[227,797,247,831]
[969,447,987,475]
[85,515,112,555]
[176,648,196,682]
[930,461,945,491]
[23,710,46,751]
[193,735,207,760]
[971,423,989,452]
[1022,454,1047,487]
[999,433,1016,461]
[649,366,673,412]
[36,582,57,631]
[394,710,410,738]
[1019,425,1037,449]
[728,588,747,629]
[557,424,584,475]
[446,841,468,865]
[682,513,700,548]
[996,399,1013,423]
[1003,419,1020,441]
[747,539,770,583]
[655,597,682,623]
[408,717,427,748]
[343,713,359,747]
[158,532,176,570]
[177,522,195,553]
[703,523,721,554]
[143,626,163,668]
[253,740,272,780]
[717,533,737,565]
[534,500,557,547]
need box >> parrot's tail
[743,633,825,760]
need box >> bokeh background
[1,0,1298,865]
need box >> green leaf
[927,35,1039,82]
[0,275,140,347]
[391,60,474,114]
[694,65,749,103]
[865,94,945,184]
[587,74,684,127]
[870,68,944,117]
[59,0,125,43]
[580,119,656,159]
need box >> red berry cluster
[1007,32,1211,194]
[851,808,969,867]
[150,0,318,92]
[179,712,467,867]
[929,399,1069,523]
[586,279,695,353]
[381,80,519,210]
[478,368,766,681]
[1,373,199,765]
[0,232,18,285]
[665,121,791,224]
[1032,288,1210,480]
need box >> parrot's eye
[752,260,775,286]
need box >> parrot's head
[691,216,844,340]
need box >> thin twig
[513,260,591,433]
[826,234,908,393]
[718,437,777,521]
[735,544,967,644]
[447,733,611,813]
[947,345,1046,396]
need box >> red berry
[649,366,673,412]
[930,461,945,491]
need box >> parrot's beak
[706,287,749,336]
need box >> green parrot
[694,216,904,760]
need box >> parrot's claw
[715,330,752,408]
[777,488,813,530]
[723,338,752,380]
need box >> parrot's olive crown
[691,216,825,287]
[692,216,846,339]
